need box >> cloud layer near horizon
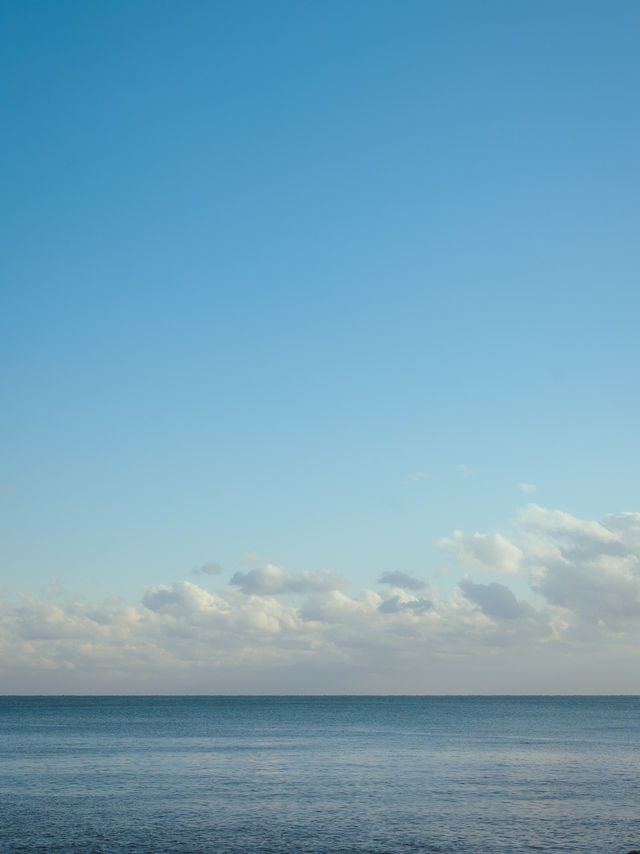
[3,505,640,693]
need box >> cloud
[519,504,620,544]
[142,581,229,617]
[142,580,300,635]
[442,504,640,631]
[439,530,523,575]
[191,561,223,576]
[40,578,65,599]
[378,571,426,590]
[0,576,495,692]
[378,595,432,615]
[5,505,640,693]
[230,564,346,595]
[516,505,640,627]
[458,579,532,621]
[518,483,537,494]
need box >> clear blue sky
[2,1,640,692]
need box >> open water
[1,696,639,854]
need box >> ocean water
[1,696,639,854]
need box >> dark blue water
[1,696,639,854]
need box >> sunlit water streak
[1,696,639,853]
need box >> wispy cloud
[191,561,223,577]
[40,578,65,599]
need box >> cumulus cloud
[442,505,640,632]
[439,530,523,575]
[516,505,640,627]
[4,505,640,693]
[378,571,426,590]
[0,579,489,692]
[143,581,229,617]
[458,579,532,621]
[519,504,620,544]
[378,596,432,615]
[142,580,302,636]
[230,564,346,595]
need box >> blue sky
[2,1,640,692]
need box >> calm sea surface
[1,696,639,854]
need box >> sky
[2,0,640,693]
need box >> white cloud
[143,581,229,617]
[4,506,640,693]
[518,483,537,494]
[439,530,523,575]
[442,505,640,632]
[515,505,640,627]
[518,504,620,544]
[230,564,346,595]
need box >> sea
[1,696,639,854]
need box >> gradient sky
[2,0,640,693]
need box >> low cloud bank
[3,506,640,693]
